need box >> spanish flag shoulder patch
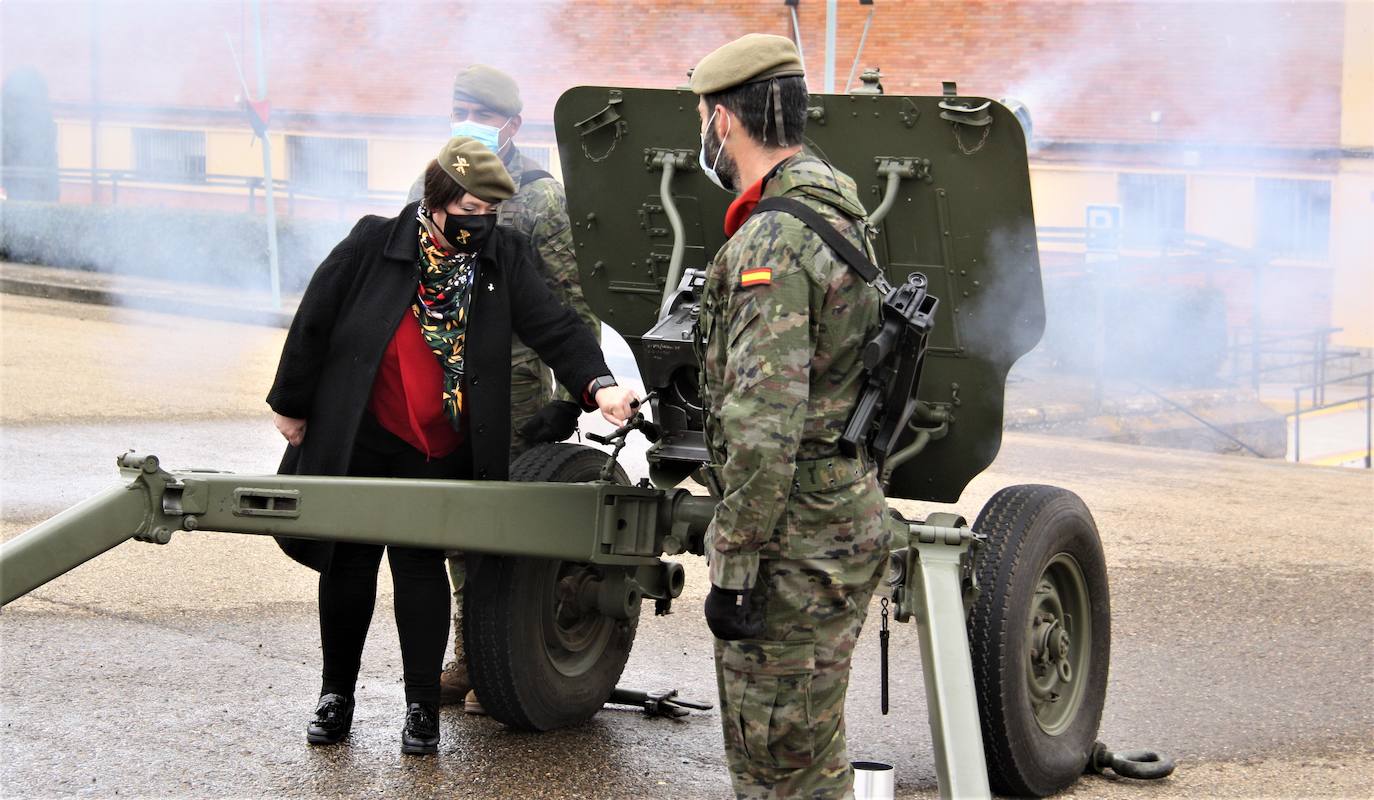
[740,267,773,287]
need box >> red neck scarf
[723,177,766,237]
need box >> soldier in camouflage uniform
[406,65,601,708]
[690,35,892,799]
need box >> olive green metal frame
[0,452,990,800]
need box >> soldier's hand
[704,585,765,641]
[273,413,307,447]
[520,400,582,443]
[594,385,640,426]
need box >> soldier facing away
[406,64,602,710]
[690,34,892,799]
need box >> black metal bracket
[605,687,713,719]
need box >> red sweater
[367,313,464,458]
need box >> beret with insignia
[436,136,515,202]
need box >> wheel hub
[1025,554,1091,735]
[545,562,615,677]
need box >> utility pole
[824,0,838,93]
[252,0,282,309]
[89,0,101,202]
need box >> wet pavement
[2,294,1373,799]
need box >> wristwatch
[585,375,618,405]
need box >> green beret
[690,34,805,95]
[436,136,515,202]
[452,64,523,117]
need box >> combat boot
[440,661,471,705]
[305,693,354,745]
[400,702,440,755]
[439,592,471,705]
[463,689,486,716]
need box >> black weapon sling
[519,169,554,188]
[749,196,888,289]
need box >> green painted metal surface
[0,457,718,607]
[554,87,1045,504]
[0,484,149,605]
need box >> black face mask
[442,213,495,252]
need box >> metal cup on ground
[852,761,895,800]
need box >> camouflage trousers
[713,552,887,800]
[448,354,554,661]
[507,355,557,460]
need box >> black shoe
[306,693,354,745]
[400,702,440,755]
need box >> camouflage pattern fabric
[698,153,892,799]
[714,553,886,799]
[507,353,556,458]
[699,153,889,590]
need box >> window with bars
[132,128,206,182]
[1117,173,1186,249]
[1255,178,1331,260]
[287,135,368,195]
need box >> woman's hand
[273,413,308,447]
[594,386,640,427]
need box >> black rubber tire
[967,484,1111,797]
[464,443,638,731]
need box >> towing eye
[1087,741,1176,781]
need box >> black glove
[704,585,765,641]
[519,400,581,444]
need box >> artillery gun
[0,83,1169,798]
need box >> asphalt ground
[1,294,1372,799]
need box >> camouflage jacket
[409,145,599,396]
[699,153,889,590]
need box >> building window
[132,128,206,182]
[520,144,553,171]
[1117,173,1186,249]
[1256,178,1331,260]
[287,135,367,195]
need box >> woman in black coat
[265,137,636,755]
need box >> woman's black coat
[266,202,608,570]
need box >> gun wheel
[967,484,1110,797]
[464,443,638,731]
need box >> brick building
[2,0,1370,346]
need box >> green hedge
[0,201,356,293]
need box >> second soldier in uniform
[407,65,602,711]
[689,34,892,799]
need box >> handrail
[1292,369,1373,468]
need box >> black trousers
[318,414,468,707]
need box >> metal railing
[1292,370,1373,468]
[1224,326,1364,400]
[1,165,407,218]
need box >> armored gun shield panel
[554,87,1044,503]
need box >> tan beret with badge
[452,64,523,117]
[436,136,515,202]
[689,33,805,95]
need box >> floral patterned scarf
[415,203,478,428]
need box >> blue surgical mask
[698,109,732,193]
[451,119,510,153]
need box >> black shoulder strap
[750,196,882,284]
[519,168,554,188]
